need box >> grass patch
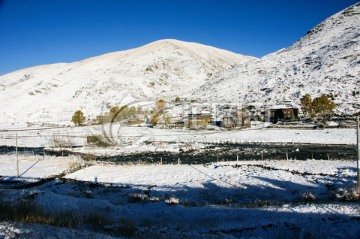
[119,218,136,236]
[335,184,360,201]
[0,200,111,229]
[0,200,139,237]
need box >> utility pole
[357,116,360,184]
[16,133,19,177]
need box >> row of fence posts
[158,118,360,185]
[157,153,271,165]
[10,118,360,184]
[155,151,343,165]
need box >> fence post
[16,134,19,177]
[357,116,360,184]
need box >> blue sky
[0,0,357,76]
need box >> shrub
[128,193,161,203]
[252,199,272,207]
[300,191,316,202]
[335,185,360,201]
[68,161,81,171]
[165,195,179,205]
[128,193,148,203]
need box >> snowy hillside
[1,3,359,126]
[192,3,360,114]
[0,39,254,125]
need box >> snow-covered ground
[1,157,359,238]
[65,160,357,204]
[1,3,359,238]
[0,154,81,179]
[0,126,356,157]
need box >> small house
[268,104,299,123]
[222,108,251,129]
[223,115,236,128]
[187,111,211,129]
[127,114,145,125]
[187,113,203,129]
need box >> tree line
[300,94,336,118]
[71,99,170,126]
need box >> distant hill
[0,39,254,125]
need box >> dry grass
[336,184,360,201]
[300,191,316,202]
[119,218,136,236]
[165,195,180,205]
[0,200,110,228]
[237,199,275,208]
[0,200,139,236]
[82,154,97,161]
[68,161,82,171]
[128,193,162,203]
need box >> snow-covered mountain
[0,39,254,125]
[192,3,360,114]
[1,3,359,126]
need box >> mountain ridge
[191,2,360,115]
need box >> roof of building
[268,104,299,110]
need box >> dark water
[0,143,356,164]
[0,145,75,156]
[95,143,357,164]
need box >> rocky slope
[192,2,360,115]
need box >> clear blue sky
[0,0,357,76]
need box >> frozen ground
[0,154,82,179]
[1,157,359,238]
[0,221,121,239]
[0,126,356,156]
[0,125,358,238]
[65,160,357,204]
